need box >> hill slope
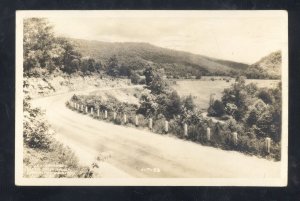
[71,38,248,77]
[245,51,281,79]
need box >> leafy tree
[107,55,120,76]
[137,92,158,117]
[23,18,84,75]
[144,66,154,86]
[86,58,96,72]
[69,58,81,73]
[208,100,225,117]
[23,80,53,149]
[56,37,82,74]
[222,76,250,120]
[119,65,132,77]
[182,95,195,112]
[24,18,56,73]
[226,119,238,132]
[130,72,140,84]
[155,93,168,117]
[94,62,102,73]
[80,57,97,75]
[213,122,224,135]
[256,110,273,138]
[150,74,169,94]
[143,67,169,95]
[224,103,238,116]
[236,76,246,85]
[246,109,259,127]
[165,91,182,119]
[245,99,268,127]
[245,83,258,96]
[258,89,274,104]
[255,84,281,142]
[141,66,187,119]
[218,76,282,143]
[224,118,243,133]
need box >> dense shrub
[208,123,229,148]
[23,98,53,149]
[235,135,266,156]
[137,91,158,117]
[169,118,183,137]
[219,76,281,145]
[187,123,206,142]
[71,94,138,114]
[182,95,196,112]
[258,89,274,104]
[112,114,122,125]
[130,72,146,84]
[196,74,202,79]
[141,67,198,120]
[136,115,149,128]
[164,91,182,119]
[269,142,281,161]
[152,114,167,134]
[208,100,225,117]
[50,142,79,169]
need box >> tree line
[208,76,281,143]
[24,18,129,78]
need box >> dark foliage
[23,18,101,77]
[71,38,251,78]
[208,100,225,117]
[218,76,281,144]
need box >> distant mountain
[245,51,281,79]
[70,38,249,77]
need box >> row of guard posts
[70,101,272,154]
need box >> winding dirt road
[32,87,281,179]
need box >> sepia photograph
[15,10,288,186]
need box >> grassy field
[171,79,280,110]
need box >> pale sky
[45,11,287,64]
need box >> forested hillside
[71,38,249,78]
[245,51,281,79]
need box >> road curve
[32,88,281,179]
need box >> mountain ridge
[69,38,280,79]
[70,38,249,77]
[245,50,281,79]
